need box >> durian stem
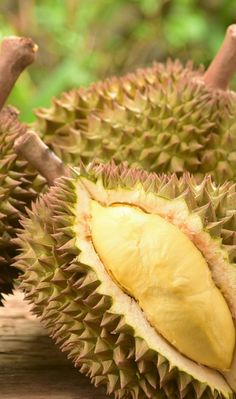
[0,36,38,111]
[14,131,70,185]
[204,25,236,90]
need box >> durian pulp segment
[90,200,235,371]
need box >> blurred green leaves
[164,7,208,47]
[1,0,236,122]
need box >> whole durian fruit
[35,25,236,183]
[0,105,68,300]
[15,156,236,399]
[0,37,38,300]
[0,108,45,298]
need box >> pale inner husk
[90,200,235,371]
[81,178,236,323]
[73,178,235,396]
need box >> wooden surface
[0,291,108,399]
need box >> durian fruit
[15,161,236,399]
[35,25,236,184]
[0,107,47,299]
[0,106,67,300]
[0,36,38,300]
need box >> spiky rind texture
[0,107,46,300]
[35,60,236,183]
[2,59,236,302]
[16,162,236,399]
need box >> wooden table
[0,291,108,399]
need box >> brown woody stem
[204,25,236,90]
[0,36,38,111]
[14,131,70,185]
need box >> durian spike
[0,36,38,111]
[204,24,236,90]
[14,130,70,185]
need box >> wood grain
[0,291,108,399]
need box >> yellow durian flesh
[90,200,235,371]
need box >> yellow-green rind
[35,60,236,183]
[16,163,236,398]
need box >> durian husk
[15,162,236,399]
[0,107,46,300]
[35,60,236,183]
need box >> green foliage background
[0,0,235,122]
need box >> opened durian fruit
[14,127,236,399]
[1,25,236,302]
